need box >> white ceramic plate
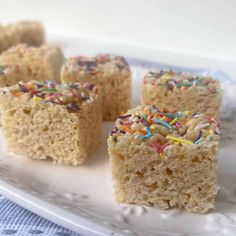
[0,32,236,236]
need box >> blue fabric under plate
[0,196,79,236]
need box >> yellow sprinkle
[160,116,167,121]
[159,153,164,159]
[209,130,214,135]
[160,74,172,80]
[169,117,178,125]
[33,96,42,102]
[166,135,193,145]
[185,111,193,115]
[174,141,179,145]
[150,124,157,131]
[135,111,140,116]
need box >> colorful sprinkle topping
[109,105,220,155]
[144,70,221,94]
[6,81,97,113]
[64,54,130,77]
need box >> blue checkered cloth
[0,196,79,236]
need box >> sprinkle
[66,103,80,113]
[194,123,210,131]
[208,117,220,128]
[121,125,134,134]
[141,117,150,127]
[208,136,214,141]
[154,119,173,129]
[0,65,5,75]
[41,88,57,92]
[19,84,28,93]
[120,130,126,134]
[119,114,131,119]
[169,117,178,125]
[150,124,157,131]
[184,111,192,115]
[159,143,170,153]
[139,129,147,134]
[123,121,133,126]
[194,130,202,143]
[166,135,193,144]
[151,142,160,152]
[141,132,152,140]
[33,96,43,102]
[174,122,182,128]
[159,153,164,159]
[194,139,202,144]
[14,92,23,97]
[176,82,193,88]
[84,83,95,90]
[144,109,151,116]
[160,116,167,121]
[110,126,118,135]
[141,127,152,140]
[109,136,117,142]
[159,112,180,118]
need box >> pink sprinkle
[208,117,220,128]
[151,142,161,152]
[123,121,133,126]
[175,122,182,128]
[159,143,169,153]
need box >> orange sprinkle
[144,109,151,116]
[160,116,167,121]
[121,125,134,134]
[138,129,147,135]
[14,92,23,97]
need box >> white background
[0,0,235,77]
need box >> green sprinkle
[0,65,5,74]
[40,88,57,92]
[176,83,193,88]
[159,112,181,118]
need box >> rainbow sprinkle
[109,105,220,158]
[144,70,221,94]
[65,54,130,77]
[7,81,97,113]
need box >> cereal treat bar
[0,81,102,165]
[0,21,44,53]
[141,70,222,117]
[108,105,220,213]
[61,54,132,121]
[0,44,64,86]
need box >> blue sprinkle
[141,127,153,140]
[154,119,172,129]
[194,139,202,144]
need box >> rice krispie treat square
[0,81,102,165]
[140,70,222,117]
[61,54,132,121]
[0,21,44,53]
[0,44,64,86]
[108,105,220,213]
